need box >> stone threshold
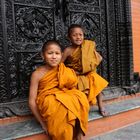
[89,94,140,121]
[85,108,140,140]
[91,121,140,140]
[0,94,140,140]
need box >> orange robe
[36,63,89,140]
[65,40,109,105]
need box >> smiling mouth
[50,60,58,63]
[76,40,82,42]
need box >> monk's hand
[41,123,48,134]
[43,127,48,134]
[41,124,52,140]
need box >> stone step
[89,95,140,121]
[0,96,140,140]
[92,121,140,140]
[84,107,140,140]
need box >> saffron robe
[65,40,109,105]
[36,63,89,140]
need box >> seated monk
[28,40,89,140]
[62,24,109,116]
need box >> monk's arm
[94,43,103,65]
[61,47,70,62]
[28,72,48,133]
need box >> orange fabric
[36,63,89,140]
[65,46,82,73]
[65,40,108,105]
[82,40,102,73]
[87,72,108,105]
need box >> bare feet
[74,120,84,140]
[99,108,110,117]
[97,93,110,117]
[76,132,82,140]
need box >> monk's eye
[55,52,61,55]
[47,52,53,54]
[72,34,76,37]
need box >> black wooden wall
[0,0,136,118]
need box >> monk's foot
[44,133,51,140]
[99,108,110,117]
[76,133,82,140]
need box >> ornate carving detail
[102,87,127,100]
[70,0,99,6]
[99,0,108,80]
[0,0,135,118]
[114,0,133,86]
[5,0,19,99]
[69,3,100,13]
[0,0,9,102]
[15,5,54,43]
[0,100,31,118]
[14,0,54,6]
[106,0,117,86]
[0,29,8,102]
[54,14,66,46]
[16,51,42,98]
[3,0,55,102]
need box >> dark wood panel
[0,0,137,118]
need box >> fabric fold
[65,40,108,105]
[36,63,89,140]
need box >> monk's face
[43,44,62,67]
[69,27,84,46]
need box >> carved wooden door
[0,0,133,117]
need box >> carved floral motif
[15,5,54,42]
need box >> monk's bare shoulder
[64,46,72,55]
[31,69,40,82]
[62,46,72,62]
[31,66,45,81]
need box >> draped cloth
[65,40,109,105]
[36,63,89,140]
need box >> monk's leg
[73,119,84,140]
[97,92,109,117]
[50,122,73,140]
[76,129,83,140]
[47,103,74,140]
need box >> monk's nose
[52,54,57,58]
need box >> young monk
[28,40,89,140]
[61,24,109,117]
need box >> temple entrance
[0,0,135,118]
